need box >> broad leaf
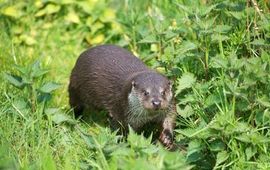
[175,72,196,96]
[39,82,61,93]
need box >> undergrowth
[0,0,270,169]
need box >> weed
[1,0,270,169]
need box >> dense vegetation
[1,0,270,169]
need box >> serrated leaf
[127,127,152,148]
[214,25,231,33]
[186,150,202,163]
[200,4,217,16]
[33,70,49,78]
[245,147,257,161]
[13,99,28,110]
[175,72,196,96]
[31,61,48,78]
[215,151,228,166]
[39,82,61,93]
[250,39,267,46]
[178,41,197,54]
[211,34,229,42]
[210,55,228,68]
[177,105,194,118]
[209,139,226,152]
[226,11,243,20]
[13,65,28,75]
[256,96,270,107]
[37,93,52,103]
[164,30,178,39]
[3,73,24,88]
[51,113,75,125]
[46,108,76,125]
[138,35,157,43]
[186,140,203,163]
[205,93,221,108]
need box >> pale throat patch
[127,87,153,129]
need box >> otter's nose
[152,100,161,109]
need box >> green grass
[1,0,270,169]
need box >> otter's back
[70,45,148,110]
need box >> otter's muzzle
[152,100,161,109]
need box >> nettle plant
[119,0,270,169]
[3,61,61,116]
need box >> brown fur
[68,45,175,148]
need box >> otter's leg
[73,105,84,118]
[68,86,84,118]
[108,113,128,136]
[159,116,175,149]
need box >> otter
[68,45,175,148]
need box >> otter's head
[129,72,173,112]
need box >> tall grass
[0,0,270,169]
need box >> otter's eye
[143,90,149,96]
[161,91,165,96]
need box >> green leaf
[35,4,60,17]
[250,39,267,46]
[177,104,194,118]
[46,108,76,125]
[90,21,104,34]
[209,55,228,68]
[100,8,116,22]
[245,147,257,161]
[39,82,61,93]
[211,34,229,42]
[214,25,231,33]
[41,150,57,170]
[226,11,243,20]
[31,61,49,78]
[65,11,80,24]
[13,65,28,75]
[77,1,96,14]
[1,6,22,18]
[3,73,24,88]
[127,127,152,149]
[256,96,270,108]
[200,4,217,16]
[205,93,221,108]
[138,35,157,43]
[51,113,74,125]
[178,41,197,54]
[209,139,226,152]
[175,72,196,96]
[186,140,203,163]
[215,151,228,166]
[13,99,28,110]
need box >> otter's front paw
[159,129,173,149]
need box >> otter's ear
[132,81,137,87]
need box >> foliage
[1,0,270,169]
